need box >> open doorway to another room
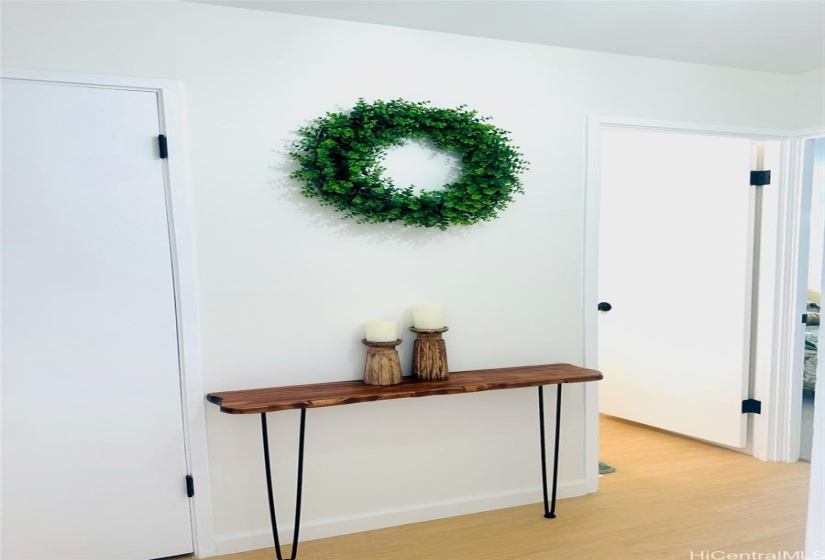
[800,137,825,463]
[595,125,781,453]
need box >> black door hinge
[803,314,808,324]
[742,399,762,414]
[750,170,770,186]
[158,135,169,159]
[185,474,195,498]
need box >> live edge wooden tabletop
[206,363,602,415]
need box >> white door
[598,128,760,448]
[1,79,193,559]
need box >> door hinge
[742,399,762,414]
[750,170,770,186]
[158,135,169,159]
[185,474,195,498]
[803,313,808,324]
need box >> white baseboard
[212,479,589,556]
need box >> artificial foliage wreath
[289,99,529,229]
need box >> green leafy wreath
[289,99,529,229]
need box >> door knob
[598,302,612,312]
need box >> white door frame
[776,128,825,462]
[583,115,804,480]
[0,68,216,557]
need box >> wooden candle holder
[410,327,449,381]
[362,339,403,385]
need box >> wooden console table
[207,364,602,560]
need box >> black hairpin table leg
[261,409,307,560]
[538,384,563,519]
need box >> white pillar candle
[365,320,397,342]
[413,304,445,329]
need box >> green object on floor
[599,461,616,474]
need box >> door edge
[761,129,825,463]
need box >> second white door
[598,128,764,448]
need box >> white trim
[750,138,787,461]
[584,115,796,462]
[159,83,217,558]
[582,381,600,495]
[583,116,603,494]
[0,67,179,93]
[591,115,792,139]
[766,129,825,463]
[0,68,215,557]
[806,235,825,555]
[795,126,825,138]
[213,480,589,556]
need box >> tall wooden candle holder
[410,327,449,381]
[362,339,403,385]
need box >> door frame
[582,115,802,482]
[0,68,216,557]
[781,128,825,463]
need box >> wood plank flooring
[214,415,811,560]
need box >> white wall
[794,69,825,129]
[1,1,819,555]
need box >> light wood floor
[215,415,811,560]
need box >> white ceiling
[191,0,825,75]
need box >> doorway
[599,128,778,448]
[583,118,788,459]
[598,128,779,448]
[1,74,205,559]
[798,136,825,462]
[583,117,823,555]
